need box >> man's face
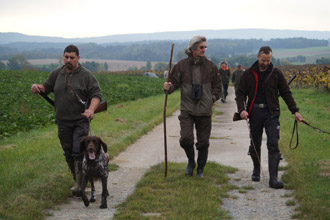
[64,52,80,71]
[257,52,272,72]
[221,63,227,68]
[192,42,207,58]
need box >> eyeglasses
[199,46,207,50]
[64,56,76,60]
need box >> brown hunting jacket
[236,61,299,117]
[167,56,222,116]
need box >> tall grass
[114,162,237,220]
[0,92,180,220]
[279,88,330,219]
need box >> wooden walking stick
[163,43,174,177]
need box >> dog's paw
[82,195,90,207]
[99,203,107,209]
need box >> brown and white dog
[80,136,109,209]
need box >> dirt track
[45,87,297,219]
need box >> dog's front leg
[99,176,108,209]
[90,178,96,202]
[81,176,90,207]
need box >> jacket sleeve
[43,69,60,95]
[236,70,249,113]
[231,71,236,83]
[211,64,222,102]
[278,70,299,114]
[87,71,102,102]
[166,62,181,94]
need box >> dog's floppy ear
[99,137,108,153]
[80,136,87,152]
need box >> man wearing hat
[163,36,222,178]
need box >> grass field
[0,92,180,220]
[25,59,161,71]
[279,88,330,219]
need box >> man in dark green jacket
[236,46,303,189]
[31,45,102,196]
[163,36,222,178]
[231,64,244,97]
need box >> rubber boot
[268,153,284,189]
[183,147,195,176]
[250,151,261,182]
[66,159,75,180]
[196,148,208,178]
[67,159,77,192]
[72,160,83,197]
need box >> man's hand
[295,112,303,122]
[82,98,100,119]
[240,110,249,120]
[82,109,94,119]
[163,82,172,91]
[31,84,45,94]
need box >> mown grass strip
[0,92,180,220]
[114,162,237,220]
[279,88,330,220]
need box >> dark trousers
[178,111,212,150]
[222,83,229,100]
[248,107,280,155]
[56,118,89,162]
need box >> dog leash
[289,119,330,150]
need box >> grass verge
[0,92,180,220]
[114,162,237,220]
[279,88,330,219]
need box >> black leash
[289,120,299,149]
[289,119,330,150]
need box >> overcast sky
[1,0,329,38]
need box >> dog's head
[80,136,108,161]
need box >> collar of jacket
[221,66,229,70]
[188,56,207,65]
[251,60,273,74]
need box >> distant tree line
[0,38,328,64]
[0,54,109,72]
[316,57,330,64]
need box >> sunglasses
[199,46,207,49]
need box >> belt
[253,103,267,108]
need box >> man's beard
[259,64,268,71]
[66,63,73,70]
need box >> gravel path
[45,87,297,219]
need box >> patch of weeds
[278,165,288,171]
[230,195,239,199]
[238,189,247,193]
[109,163,119,172]
[286,200,296,206]
[281,193,294,198]
[284,183,294,190]
[241,185,254,190]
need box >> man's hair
[64,45,79,56]
[258,46,272,55]
[187,35,207,51]
[221,61,227,65]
